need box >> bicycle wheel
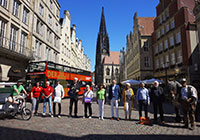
[21,108,32,120]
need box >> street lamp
[163,62,169,83]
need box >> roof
[137,17,155,36]
[104,51,120,65]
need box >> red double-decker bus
[25,61,92,98]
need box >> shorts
[12,95,24,102]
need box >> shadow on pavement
[0,126,199,140]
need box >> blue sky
[57,0,159,72]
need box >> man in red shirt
[42,81,53,117]
[31,81,43,115]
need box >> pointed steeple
[95,7,110,86]
[99,7,107,34]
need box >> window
[166,10,169,18]
[161,28,164,36]
[39,4,44,16]
[20,32,27,54]
[55,23,58,33]
[12,0,20,17]
[35,41,42,59]
[177,50,183,64]
[171,20,175,29]
[39,43,42,58]
[144,41,149,51]
[48,15,52,25]
[35,40,38,58]
[36,20,43,36]
[165,55,169,67]
[49,31,52,43]
[106,68,110,76]
[50,0,53,9]
[160,57,164,68]
[9,26,17,51]
[22,7,29,24]
[144,57,150,67]
[159,16,162,24]
[46,28,49,41]
[46,47,51,60]
[171,53,175,65]
[156,59,159,69]
[165,24,169,33]
[176,32,181,44]
[0,19,6,47]
[170,36,174,46]
[164,39,168,50]
[157,31,160,39]
[154,45,158,54]
[162,14,166,22]
[56,9,59,18]
[0,0,7,8]
[54,36,59,48]
[159,42,163,52]
[115,68,119,74]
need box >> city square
[0,0,200,140]
[0,98,200,140]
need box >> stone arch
[8,66,25,82]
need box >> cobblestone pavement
[0,97,200,140]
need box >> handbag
[54,97,61,103]
[84,97,92,103]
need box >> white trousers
[125,100,132,117]
[111,98,119,118]
[98,99,104,118]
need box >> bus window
[56,64,64,71]
[28,62,46,73]
[47,62,56,70]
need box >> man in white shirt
[180,78,197,130]
[53,80,64,118]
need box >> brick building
[152,0,199,85]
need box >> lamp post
[163,62,169,83]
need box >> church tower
[95,7,110,85]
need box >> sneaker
[99,117,101,120]
[117,118,120,121]
[111,117,114,120]
[101,117,104,121]
[42,113,46,116]
[83,116,85,119]
[89,116,92,119]
[58,115,61,118]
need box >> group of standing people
[31,80,64,118]
[29,77,199,130]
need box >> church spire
[99,7,107,34]
[95,7,110,85]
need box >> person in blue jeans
[109,80,121,121]
[42,81,53,117]
[136,82,150,121]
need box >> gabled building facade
[125,13,154,81]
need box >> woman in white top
[82,85,94,118]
